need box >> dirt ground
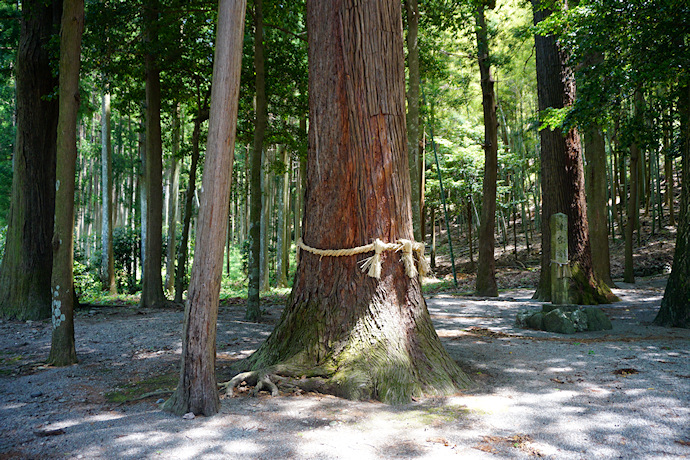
[1,274,689,459]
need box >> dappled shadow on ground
[1,277,689,459]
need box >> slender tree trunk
[665,104,675,226]
[231,0,470,404]
[140,0,166,308]
[654,80,690,328]
[405,0,421,242]
[0,0,61,320]
[48,0,84,366]
[164,0,246,416]
[101,91,116,294]
[585,126,614,286]
[247,0,267,321]
[475,3,498,297]
[430,207,436,269]
[625,90,644,284]
[174,107,207,304]
[531,0,613,304]
[259,148,271,292]
[165,105,181,294]
[276,146,289,287]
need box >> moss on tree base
[225,287,472,405]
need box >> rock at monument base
[543,309,576,334]
[584,307,613,331]
[570,309,588,332]
[515,305,613,334]
[527,312,544,330]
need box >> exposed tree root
[219,364,339,399]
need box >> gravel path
[1,277,688,459]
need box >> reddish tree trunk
[232,0,470,404]
[532,0,613,304]
[475,3,498,297]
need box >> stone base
[516,305,612,334]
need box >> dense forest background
[0,0,687,313]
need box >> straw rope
[296,237,430,279]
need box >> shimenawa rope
[296,238,430,279]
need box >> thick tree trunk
[231,0,470,404]
[405,0,422,242]
[101,91,116,294]
[247,0,267,321]
[475,3,498,297]
[531,1,613,304]
[48,0,84,366]
[164,0,246,416]
[655,81,690,328]
[140,0,166,308]
[0,0,61,320]
[584,126,614,287]
[174,107,206,304]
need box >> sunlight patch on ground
[1,402,26,410]
[460,395,511,415]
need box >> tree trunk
[48,0,84,366]
[259,148,272,292]
[164,0,246,416]
[531,0,613,304]
[165,105,181,294]
[405,0,421,242]
[654,80,690,328]
[140,0,166,308]
[664,104,675,226]
[584,125,614,287]
[174,107,207,304]
[247,0,267,321]
[276,145,289,288]
[0,0,61,320]
[101,91,116,294]
[624,90,643,284]
[475,3,498,297]
[230,0,470,404]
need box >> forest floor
[1,222,688,459]
[1,277,689,459]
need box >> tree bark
[475,2,498,297]
[405,0,422,242]
[48,0,84,366]
[584,125,614,287]
[531,0,613,304]
[140,0,166,308]
[174,107,207,304]
[654,80,690,328]
[247,0,267,321]
[101,91,116,294]
[0,0,61,320]
[231,0,470,404]
[624,90,644,284]
[165,105,181,294]
[276,145,289,288]
[664,104,675,226]
[164,0,246,416]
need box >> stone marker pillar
[550,213,571,305]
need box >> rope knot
[359,238,386,279]
[397,239,417,278]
